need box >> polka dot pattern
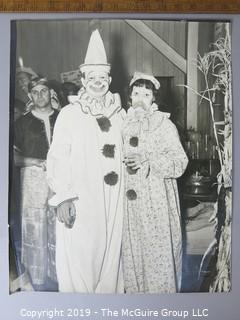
[122,110,188,293]
[126,189,137,200]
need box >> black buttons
[126,189,137,200]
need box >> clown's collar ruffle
[68,88,121,118]
[123,103,170,133]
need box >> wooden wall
[197,22,215,137]
[15,19,222,137]
[16,19,186,78]
[15,19,187,128]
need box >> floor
[181,201,217,292]
[9,201,217,293]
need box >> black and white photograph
[8,18,232,294]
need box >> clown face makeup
[131,85,154,111]
[81,70,111,99]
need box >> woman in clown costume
[122,72,188,293]
[47,30,125,293]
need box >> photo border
[0,7,239,320]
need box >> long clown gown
[122,105,188,293]
[47,89,125,293]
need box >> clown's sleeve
[147,118,188,179]
[47,108,78,207]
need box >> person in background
[10,98,26,255]
[122,72,188,293]
[15,64,38,113]
[47,29,125,293]
[15,61,61,113]
[14,77,59,291]
[13,99,26,121]
[60,81,79,107]
[9,63,38,291]
[46,79,63,111]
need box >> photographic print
[8,18,232,295]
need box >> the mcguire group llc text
[20,307,209,319]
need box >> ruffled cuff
[48,192,78,207]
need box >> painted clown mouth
[89,85,107,93]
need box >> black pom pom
[129,136,139,147]
[126,189,137,200]
[96,116,112,132]
[102,144,115,158]
[104,171,118,186]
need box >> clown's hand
[57,200,76,228]
[124,152,148,170]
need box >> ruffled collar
[68,88,121,118]
[123,103,170,133]
[126,103,158,121]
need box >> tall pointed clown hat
[80,29,111,74]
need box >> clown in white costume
[47,30,125,293]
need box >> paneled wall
[197,22,215,137]
[15,19,187,128]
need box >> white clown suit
[47,90,125,293]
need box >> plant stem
[203,72,223,169]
